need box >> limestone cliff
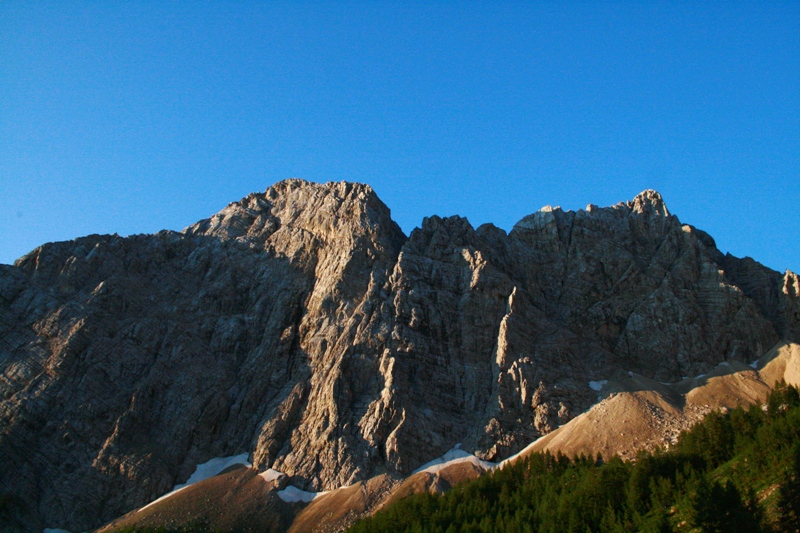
[0,180,796,531]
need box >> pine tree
[777,444,800,533]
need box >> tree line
[348,382,800,533]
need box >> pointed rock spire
[630,189,670,217]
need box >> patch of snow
[627,371,634,377]
[139,453,251,512]
[750,360,759,369]
[259,468,284,482]
[277,485,328,503]
[181,454,251,487]
[411,436,556,476]
[413,445,496,475]
[588,380,607,392]
[696,373,706,379]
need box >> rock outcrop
[0,180,797,531]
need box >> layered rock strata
[0,180,797,531]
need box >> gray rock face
[0,181,797,531]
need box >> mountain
[0,179,798,532]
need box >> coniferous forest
[347,383,800,533]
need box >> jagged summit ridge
[0,180,797,532]
[512,188,669,234]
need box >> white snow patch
[750,360,759,369]
[259,468,284,482]
[409,437,552,477]
[627,371,634,377]
[139,453,251,512]
[696,373,706,379]
[277,485,328,503]
[181,454,251,487]
[588,380,607,392]
[413,445,495,475]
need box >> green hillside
[348,383,800,533]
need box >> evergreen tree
[689,476,759,533]
[777,443,800,533]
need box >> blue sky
[1,3,798,273]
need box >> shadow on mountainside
[0,230,317,532]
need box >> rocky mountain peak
[183,179,406,247]
[628,189,670,217]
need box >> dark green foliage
[676,410,735,468]
[348,384,800,533]
[688,475,760,533]
[777,444,800,533]
[769,382,800,418]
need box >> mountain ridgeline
[0,179,798,531]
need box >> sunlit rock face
[1,180,797,531]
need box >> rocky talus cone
[0,180,797,531]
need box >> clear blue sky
[1,3,798,273]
